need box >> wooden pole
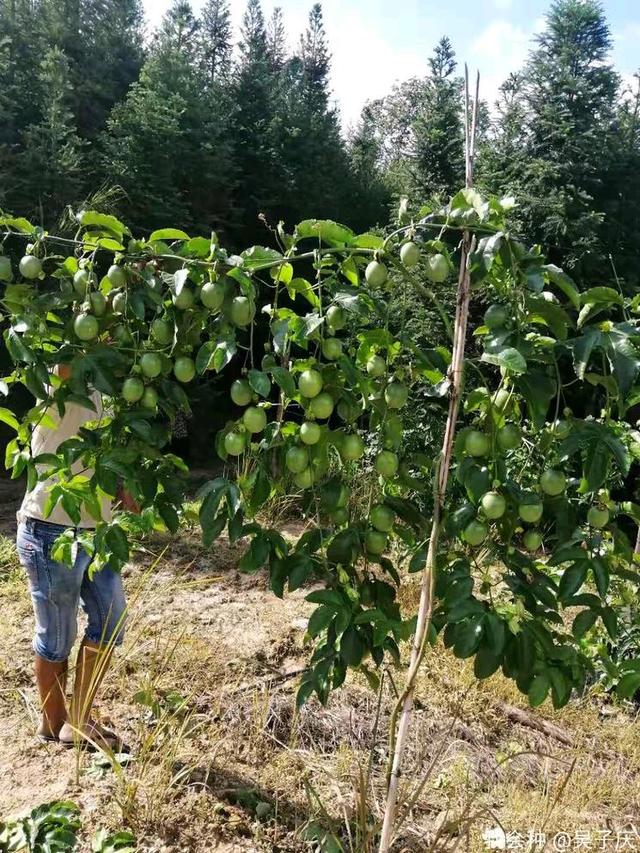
[377,67,480,853]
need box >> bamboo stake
[377,67,480,853]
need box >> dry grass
[1,509,639,852]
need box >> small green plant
[91,828,135,853]
[0,801,80,853]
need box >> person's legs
[16,521,86,739]
[59,566,127,748]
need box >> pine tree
[40,0,145,139]
[199,0,232,83]
[485,0,620,280]
[232,0,281,243]
[299,3,330,111]
[153,0,199,58]
[410,37,464,201]
[100,0,234,234]
[348,105,390,230]
[266,7,287,72]
[0,0,48,208]
[15,47,86,222]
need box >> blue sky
[144,0,639,127]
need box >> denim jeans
[16,518,127,663]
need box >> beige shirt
[20,391,112,528]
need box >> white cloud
[320,5,428,128]
[468,18,541,107]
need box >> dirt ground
[1,476,640,852]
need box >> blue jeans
[16,518,127,663]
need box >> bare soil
[1,478,639,852]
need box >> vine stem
[377,67,480,853]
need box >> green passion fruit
[341,433,364,461]
[322,338,343,361]
[151,318,173,345]
[141,387,159,410]
[294,467,315,489]
[480,491,506,520]
[400,241,420,268]
[111,291,127,314]
[285,446,309,474]
[326,305,346,330]
[19,255,42,279]
[587,506,610,528]
[462,520,488,547]
[540,469,566,496]
[107,264,126,288]
[384,382,408,409]
[224,431,246,456]
[122,376,145,403]
[375,450,399,479]
[465,430,490,457]
[243,406,267,433]
[174,356,196,383]
[365,530,387,556]
[298,369,323,398]
[230,295,254,326]
[173,287,194,310]
[518,496,544,523]
[523,530,543,551]
[370,503,395,533]
[309,392,334,420]
[73,313,99,341]
[89,291,107,316]
[365,260,388,287]
[426,253,448,282]
[366,355,386,378]
[200,281,226,311]
[300,421,322,445]
[497,423,521,451]
[230,379,253,406]
[140,352,162,379]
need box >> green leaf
[105,525,129,561]
[558,562,588,601]
[248,369,271,398]
[567,327,601,380]
[349,232,384,249]
[239,533,270,573]
[544,264,580,309]
[286,277,319,308]
[484,613,506,656]
[308,606,335,638]
[0,407,20,431]
[548,668,572,708]
[271,366,296,398]
[591,558,610,598]
[78,210,128,238]
[516,368,556,429]
[340,625,366,665]
[579,287,623,308]
[528,673,550,707]
[473,645,501,679]
[149,228,189,242]
[481,346,527,375]
[241,246,282,270]
[213,339,237,372]
[295,220,355,246]
[603,327,640,393]
[572,609,598,639]
[617,672,640,699]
